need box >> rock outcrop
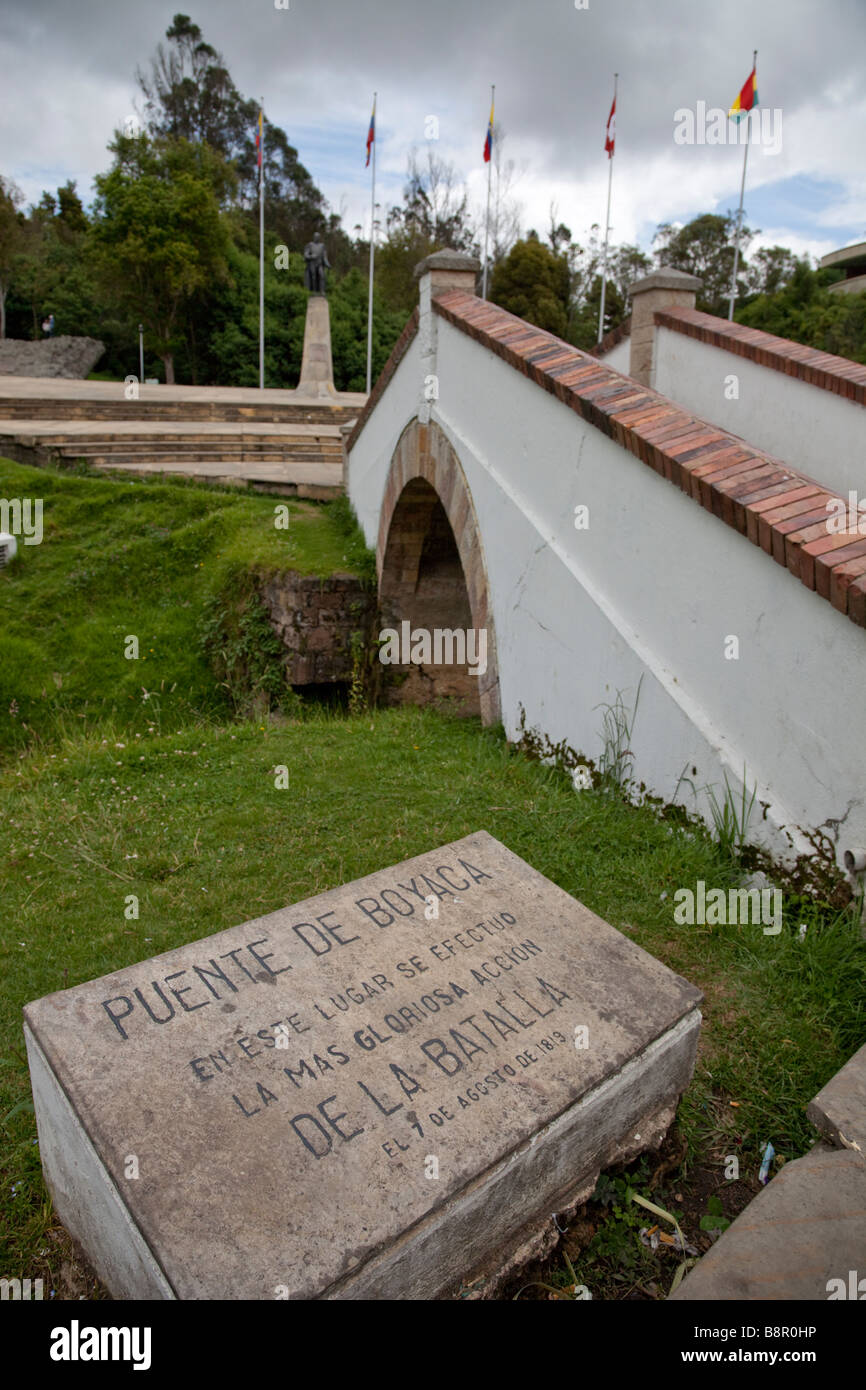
[0,336,105,379]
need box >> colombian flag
[483,98,494,162]
[366,99,376,167]
[256,109,263,167]
[729,66,758,120]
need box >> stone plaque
[24,832,701,1300]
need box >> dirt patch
[30,1221,111,1302]
[500,1124,761,1301]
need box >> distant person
[42,314,55,337]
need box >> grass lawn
[0,457,372,758]
[0,460,863,1300]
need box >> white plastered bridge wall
[596,337,630,375]
[653,326,866,498]
[348,302,866,867]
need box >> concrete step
[50,440,343,454]
[68,453,342,467]
[89,459,343,500]
[0,398,359,426]
[670,1145,866,1301]
[0,381,352,497]
[807,1041,866,1158]
[24,432,342,447]
[91,459,340,476]
[4,425,345,471]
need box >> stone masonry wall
[258,571,376,685]
[0,336,105,379]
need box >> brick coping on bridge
[588,315,631,359]
[347,291,866,629]
[345,307,420,452]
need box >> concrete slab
[807,1042,866,1157]
[0,374,367,410]
[24,831,702,1300]
[670,1146,866,1301]
[0,420,343,439]
[86,460,342,498]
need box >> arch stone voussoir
[377,418,501,726]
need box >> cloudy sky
[2,0,865,263]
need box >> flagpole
[366,93,376,396]
[494,150,501,263]
[727,50,756,321]
[259,99,265,389]
[482,84,494,300]
[597,73,617,346]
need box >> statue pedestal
[297,294,336,398]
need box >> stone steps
[45,442,344,465]
[2,423,345,465]
[87,459,341,473]
[71,458,341,475]
[29,431,342,444]
[0,396,359,426]
[47,445,342,454]
[0,377,357,497]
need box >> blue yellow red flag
[729,66,759,120]
[483,98,494,163]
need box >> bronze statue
[303,232,330,295]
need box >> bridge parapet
[346,252,866,867]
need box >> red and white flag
[366,97,376,167]
[605,92,616,157]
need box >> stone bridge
[346,252,866,870]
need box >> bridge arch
[376,418,501,725]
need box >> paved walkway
[0,420,343,439]
[0,375,367,410]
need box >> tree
[375,224,439,319]
[196,231,305,388]
[609,242,652,307]
[56,181,89,237]
[1,181,126,365]
[486,124,523,267]
[91,133,233,383]
[489,235,570,338]
[653,212,754,316]
[388,148,476,253]
[328,267,407,392]
[548,209,572,257]
[540,216,649,349]
[6,180,96,340]
[136,13,331,254]
[136,13,246,154]
[0,177,27,338]
[737,260,866,365]
[6,194,58,339]
[745,245,799,298]
[374,149,478,321]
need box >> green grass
[0,459,370,756]
[0,457,863,1298]
[2,706,863,1290]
